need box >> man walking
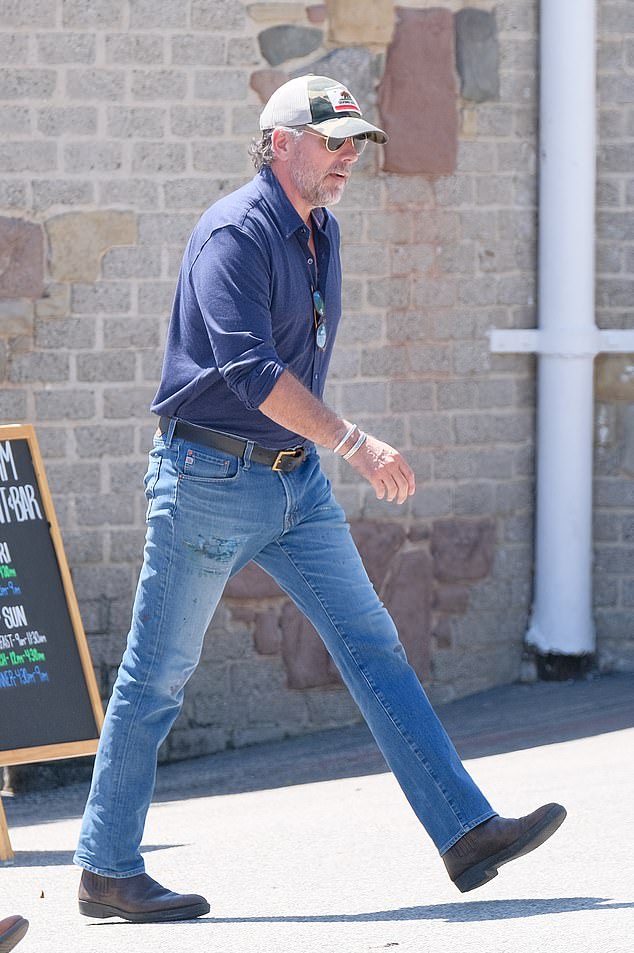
[74,75,566,922]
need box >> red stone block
[224,561,282,599]
[306,4,326,23]
[281,602,340,689]
[250,68,288,104]
[0,217,45,299]
[383,548,433,681]
[349,519,406,589]
[431,518,496,583]
[379,8,458,175]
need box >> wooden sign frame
[0,424,103,767]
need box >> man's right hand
[346,434,416,504]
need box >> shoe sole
[454,803,567,893]
[0,918,29,953]
[78,899,210,923]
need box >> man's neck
[270,162,314,225]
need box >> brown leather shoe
[78,870,210,922]
[0,916,29,953]
[443,802,567,893]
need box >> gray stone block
[0,105,30,135]
[44,462,95,494]
[102,319,159,352]
[170,105,225,138]
[132,140,187,173]
[76,352,136,382]
[107,107,165,139]
[71,282,131,315]
[0,34,28,63]
[129,0,186,28]
[194,69,249,101]
[34,317,96,350]
[410,413,454,448]
[138,213,198,246]
[105,34,164,64]
[0,68,56,99]
[360,345,408,378]
[258,25,322,67]
[62,0,123,28]
[388,380,434,413]
[1,0,55,27]
[0,141,57,173]
[9,352,69,383]
[34,389,95,420]
[227,36,260,66]
[63,142,123,173]
[191,0,246,32]
[65,68,125,100]
[98,179,159,208]
[339,381,387,414]
[171,34,225,65]
[103,386,155,419]
[131,69,187,101]
[75,425,136,458]
[37,32,96,63]
[101,246,161,280]
[32,180,95,209]
[0,389,27,420]
[192,141,249,174]
[37,106,97,136]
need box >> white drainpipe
[490,0,634,658]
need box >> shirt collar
[257,167,331,239]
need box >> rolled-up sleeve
[190,224,287,411]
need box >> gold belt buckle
[272,448,304,472]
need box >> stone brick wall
[1,0,632,766]
[594,0,634,673]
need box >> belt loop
[243,439,255,470]
[164,416,178,448]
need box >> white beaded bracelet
[342,431,367,460]
[333,424,357,454]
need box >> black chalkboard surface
[0,425,103,766]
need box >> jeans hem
[73,855,146,879]
[437,809,499,856]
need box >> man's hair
[249,126,304,170]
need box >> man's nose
[340,139,360,162]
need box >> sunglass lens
[326,136,368,155]
[316,323,327,349]
[313,290,325,316]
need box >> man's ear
[271,127,294,163]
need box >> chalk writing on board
[0,441,43,524]
[0,445,50,690]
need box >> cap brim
[308,115,388,144]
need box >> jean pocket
[175,442,241,483]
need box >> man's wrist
[332,422,358,455]
[342,430,367,460]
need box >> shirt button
[307,257,313,264]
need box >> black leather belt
[158,417,307,473]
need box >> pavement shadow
[186,897,634,924]
[84,897,633,927]
[5,845,183,867]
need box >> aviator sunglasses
[312,287,327,350]
[302,126,368,156]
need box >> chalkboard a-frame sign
[0,424,103,768]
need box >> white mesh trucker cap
[259,74,388,144]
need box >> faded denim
[74,426,495,877]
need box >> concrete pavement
[2,672,633,953]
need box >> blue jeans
[74,425,495,877]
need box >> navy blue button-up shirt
[151,166,342,450]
